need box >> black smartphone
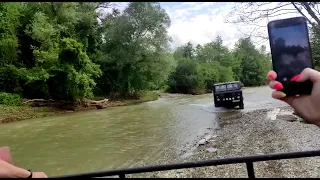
[267,17,313,96]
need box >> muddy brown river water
[0,86,287,176]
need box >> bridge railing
[52,150,320,178]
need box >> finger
[35,172,48,178]
[291,68,320,82]
[0,146,13,165]
[267,71,277,80]
[271,91,297,108]
[269,80,283,90]
[271,90,286,99]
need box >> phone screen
[269,24,312,82]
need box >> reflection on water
[0,86,285,177]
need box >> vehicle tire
[215,103,220,108]
[239,101,244,109]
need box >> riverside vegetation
[1,2,320,123]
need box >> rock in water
[198,139,207,145]
[198,134,216,146]
[206,147,218,153]
[204,135,212,141]
[181,152,194,158]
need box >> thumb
[291,68,320,83]
[0,147,13,165]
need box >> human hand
[0,147,47,178]
[267,68,320,126]
[32,172,48,178]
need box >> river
[0,86,287,177]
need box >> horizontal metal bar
[52,150,320,178]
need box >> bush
[138,91,159,101]
[0,92,22,106]
[168,58,201,94]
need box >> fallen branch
[82,98,109,109]
[22,98,109,110]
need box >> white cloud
[162,2,314,52]
[162,2,248,50]
[100,2,316,52]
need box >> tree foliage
[311,27,320,70]
[0,2,272,102]
[0,2,103,101]
[168,37,271,94]
[97,2,175,97]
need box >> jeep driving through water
[213,81,244,109]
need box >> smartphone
[267,17,313,96]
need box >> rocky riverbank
[152,106,320,178]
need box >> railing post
[245,162,255,178]
[119,174,126,178]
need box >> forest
[0,2,318,106]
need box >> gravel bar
[152,106,320,178]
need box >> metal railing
[53,150,320,178]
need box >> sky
[103,2,314,52]
[271,25,309,48]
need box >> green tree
[234,37,268,86]
[0,2,275,102]
[183,41,195,59]
[173,46,185,60]
[218,66,234,82]
[199,61,220,90]
[173,41,195,60]
[311,27,320,70]
[168,58,201,94]
[195,44,203,59]
[0,3,22,66]
[97,2,174,97]
[0,2,102,101]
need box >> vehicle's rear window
[215,85,226,91]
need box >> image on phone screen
[269,23,312,82]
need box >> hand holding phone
[267,17,313,96]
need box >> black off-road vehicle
[212,81,244,109]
